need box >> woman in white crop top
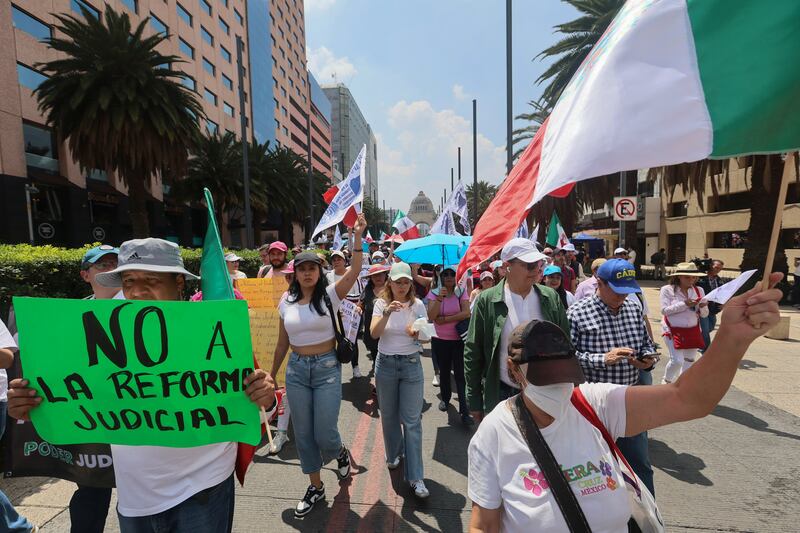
[271,214,367,519]
[370,261,431,499]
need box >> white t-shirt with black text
[468,383,631,532]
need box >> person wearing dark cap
[8,238,277,532]
[269,215,367,518]
[566,258,658,494]
[469,276,784,531]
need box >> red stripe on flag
[323,185,340,205]
[457,118,549,281]
[549,182,574,198]
[343,206,358,228]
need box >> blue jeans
[117,474,234,533]
[699,313,718,351]
[375,352,424,482]
[0,401,35,533]
[285,351,344,474]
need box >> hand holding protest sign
[13,298,262,447]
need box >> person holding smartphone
[566,259,658,495]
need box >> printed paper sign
[339,299,362,344]
[702,269,757,305]
[13,298,261,448]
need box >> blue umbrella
[393,234,472,265]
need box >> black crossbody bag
[509,394,593,533]
[323,293,356,364]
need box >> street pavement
[5,281,800,532]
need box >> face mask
[523,382,574,419]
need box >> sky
[304,0,579,213]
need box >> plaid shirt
[567,294,656,386]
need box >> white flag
[530,223,541,246]
[332,225,343,250]
[432,181,470,235]
[312,145,366,237]
[431,209,459,235]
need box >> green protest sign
[13,298,262,447]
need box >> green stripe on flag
[688,0,800,157]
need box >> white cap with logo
[500,238,547,264]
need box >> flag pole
[760,151,795,291]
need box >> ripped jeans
[285,351,344,474]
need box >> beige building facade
[656,165,800,269]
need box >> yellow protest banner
[237,278,289,308]
[249,308,287,384]
[237,277,290,384]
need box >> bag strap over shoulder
[510,394,592,533]
[570,388,641,496]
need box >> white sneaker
[432,374,440,387]
[269,430,289,454]
[411,479,430,498]
[352,365,362,379]
[386,456,401,470]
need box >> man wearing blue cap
[566,258,658,495]
[80,244,121,300]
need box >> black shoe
[295,483,325,518]
[461,413,475,426]
[336,446,352,480]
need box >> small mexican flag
[546,212,570,249]
[392,210,420,240]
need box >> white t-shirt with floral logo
[468,383,631,532]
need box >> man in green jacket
[465,238,570,421]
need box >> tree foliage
[34,6,204,237]
[465,181,499,226]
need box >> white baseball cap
[561,243,576,252]
[614,247,628,255]
[500,238,547,264]
[224,252,243,262]
[330,250,346,260]
[371,251,385,259]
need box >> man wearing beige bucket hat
[659,262,710,384]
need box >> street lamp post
[472,99,478,223]
[506,0,513,176]
[236,36,253,248]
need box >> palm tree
[250,144,328,244]
[34,6,203,237]
[170,131,241,230]
[465,181,499,226]
[362,197,389,237]
[534,0,625,108]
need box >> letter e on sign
[613,196,637,221]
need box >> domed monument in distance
[408,191,436,236]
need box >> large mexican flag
[459,0,800,278]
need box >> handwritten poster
[13,298,261,447]
[237,278,289,308]
[249,308,286,384]
[237,277,290,383]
